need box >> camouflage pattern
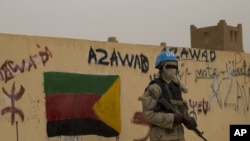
[141,82,189,141]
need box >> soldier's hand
[173,114,183,123]
[183,116,197,130]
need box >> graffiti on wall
[131,47,250,141]
[0,44,52,83]
[1,82,25,125]
[0,40,250,141]
[88,46,149,73]
[0,44,52,126]
[169,47,216,62]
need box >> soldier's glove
[183,116,197,130]
[174,114,183,123]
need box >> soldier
[141,51,197,141]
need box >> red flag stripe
[46,93,101,121]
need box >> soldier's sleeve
[141,83,175,129]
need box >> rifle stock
[158,98,208,141]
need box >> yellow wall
[0,33,249,141]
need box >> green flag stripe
[44,72,118,94]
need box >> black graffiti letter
[88,47,97,64]
[180,48,189,59]
[140,53,149,73]
[202,50,208,62]
[134,55,141,70]
[110,49,118,66]
[118,53,134,67]
[97,49,109,65]
[169,47,178,54]
[210,50,216,62]
[189,49,200,60]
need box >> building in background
[190,20,244,52]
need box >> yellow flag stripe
[93,77,121,132]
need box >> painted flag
[43,72,121,137]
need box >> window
[204,31,209,44]
[230,31,233,42]
[234,31,237,43]
[230,30,238,43]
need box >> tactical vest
[148,78,189,116]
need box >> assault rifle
[158,98,208,141]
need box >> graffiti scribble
[0,44,52,83]
[1,82,25,125]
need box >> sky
[1,0,250,53]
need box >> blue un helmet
[155,51,177,68]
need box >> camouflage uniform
[141,81,189,141]
[141,51,191,141]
